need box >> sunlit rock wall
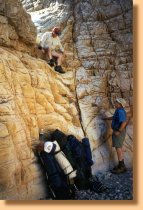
[26,0,133,172]
[0,0,133,199]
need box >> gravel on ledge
[74,169,133,200]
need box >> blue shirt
[111,108,126,130]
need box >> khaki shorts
[112,130,126,148]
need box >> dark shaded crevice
[100,151,104,163]
[71,0,86,137]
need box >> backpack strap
[54,150,61,155]
[65,169,76,177]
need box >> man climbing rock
[40,27,65,73]
[103,98,127,174]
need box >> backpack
[67,135,90,190]
[82,138,93,167]
[51,130,78,170]
[44,141,77,180]
[38,151,74,200]
[51,129,67,149]
[67,135,88,169]
[62,140,78,169]
[51,132,89,190]
[67,135,107,191]
[82,138,93,179]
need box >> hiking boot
[112,160,127,174]
[55,65,65,74]
[112,164,120,171]
[48,59,55,67]
[112,165,127,174]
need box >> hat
[44,141,56,154]
[52,27,61,36]
[116,98,126,107]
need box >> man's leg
[51,51,63,66]
[47,48,54,60]
[116,147,124,161]
[43,48,55,66]
[43,48,51,60]
[112,147,126,173]
[42,46,54,66]
[51,51,65,73]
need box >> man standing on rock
[39,27,65,73]
[103,98,127,174]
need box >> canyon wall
[0,0,133,199]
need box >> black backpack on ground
[38,151,75,200]
[67,135,107,192]
[51,130,78,170]
[82,138,93,167]
[51,130,87,170]
[51,129,67,149]
[81,138,93,179]
[67,135,90,190]
[50,131,88,190]
[50,130,106,193]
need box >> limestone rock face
[0,0,83,200]
[0,0,36,53]
[0,0,133,200]
[72,0,133,173]
[0,48,83,199]
[27,0,133,172]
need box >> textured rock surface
[0,0,37,54]
[26,0,133,172]
[0,47,83,199]
[0,0,133,200]
[73,0,133,173]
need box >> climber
[103,98,127,174]
[39,27,65,74]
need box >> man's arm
[40,32,49,48]
[118,121,127,132]
[113,121,127,136]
